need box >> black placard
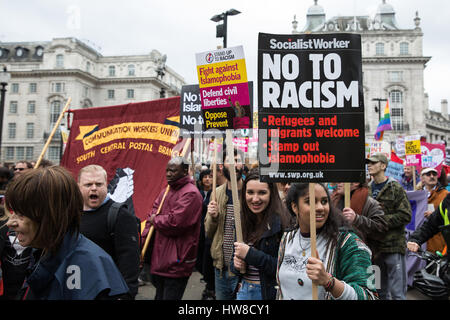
[258,33,365,183]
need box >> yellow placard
[197,59,248,88]
[405,140,421,155]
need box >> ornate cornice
[362,56,431,64]
[10,69,169,87]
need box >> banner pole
[34,97,71,169]
[140,137,192,262]
[211,138,218,202]
[344,183,351,208]
[225,130,243,243]
[309,183,318,300]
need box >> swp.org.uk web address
[268,171,324,179]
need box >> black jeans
[151,274,189,300]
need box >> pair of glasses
[14,168,25,171]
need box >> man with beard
[205,147,245,300]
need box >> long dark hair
[241,170,292,244]
[285,182,347,247]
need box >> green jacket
[368,177,412,255]
[276,229,378,300]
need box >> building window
[8,123,16,139]
[86,61,91,73]
[48,146,60,161]
[27,123,34,139]
[375,42,384,55]
[128,64,135,76]
[400,42,409,55]
[390,90,404,131]
[26,147,34,160]
[107,90,115,99]
[11,83,19,93]
[27,101,36,114]
[9,101,18,113]
[84,86,89,97]
[56,54,64,68]
[6,147,14,161]
[51,82,65,93]
[29,83,37,93]
[108,65,115,76]
[16,147,24,160]
[127,89,134,99]
[388,71,403,82]
[50,101,61,127]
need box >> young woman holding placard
[276,182,378,300]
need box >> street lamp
[372,98,387,121]
[211,9,241,48]
[0,66,11,163]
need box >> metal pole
[0,84,6,163]
[223,13,228,48]
[377,100,381,121]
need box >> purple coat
[143,175,203,278]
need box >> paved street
[136,271,432,300]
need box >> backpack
[107,202,142,249]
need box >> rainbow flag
[374,100,393,141]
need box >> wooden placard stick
[211,138,218,202]
[412,166,416,190]
[344,183,351,209]
[140,137,192,261]
[309,183,318,300]
[34,97,72,169]
[225,130,243,244]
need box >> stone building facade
[292,0,432,144]
[0,37,185,165]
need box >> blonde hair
[77,164,107,182]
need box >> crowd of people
[0,152,449,300]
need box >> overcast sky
[1,0,448,112]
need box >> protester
[437,167,448,191]
[198,169,212,196]
[408,193,450,253]
[418,167,448,254]
[0,184,33,300]
[331,182,387,257]
[195,168,215,300]
[200,164,227,300]
[142,157,203,300]
[5,166,130,299]
[0,167,13,190]
[205,147,245,300]
[230,170,292,300]
[78,164,140,299]
[36,159,53,168]
[276,182,291,202]
[276,182,378,300]
[401,166,420,191]
[12,161,32,179]
[366,153,412,300]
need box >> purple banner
[405,190,428,286]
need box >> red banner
[61,97,181,221]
